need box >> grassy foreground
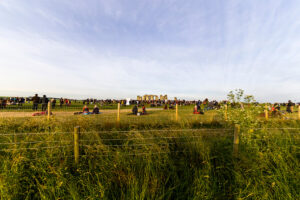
[0,111,299,199]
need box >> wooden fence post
[74,126,80,164]
[117,103,120,122]
[264,105,268,120]
[47,101,51,120]
[233,124,240,156]
[175,104,178,121]
[224,104,228,121]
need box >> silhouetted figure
[92,105,100,114]
[132,105,138,115]
[60,98,64,108]
[41,95,49,111]
[286,100,293,113]
[32,94,40,111]
[51,99,56,109]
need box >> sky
[0,0,299,102]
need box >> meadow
[0,105,299,199]
[0,101,144,112]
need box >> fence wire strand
[0,132,71,136]
[0,145,73,152]
[0,140,73,145]
[0,129,233,137]
[0,128,299,153]
[81,141,207,148]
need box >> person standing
[60,98,64,108]
[286,100,293,113]
[197,101,201,111]
[32,94,40,111]
[41,95,49,111]
[51,99,56,109]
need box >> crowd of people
[1,94,299,119]
[270,100,296,117]
[0,94,76,111]
[0,97,26,108]
[80,98,222,108]
[29,94,74,111]
[73,105,100,115]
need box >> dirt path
[0,108,163,118]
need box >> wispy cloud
[0,0,299,101]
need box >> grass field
[0,102,154,112]
[0,106,299,199]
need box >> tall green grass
[0,112,299,199]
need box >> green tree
[227,91,235,103]
[244,95,255,103]
[227,89,244,103]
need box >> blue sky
[0,0,299,102]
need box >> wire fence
[0,127,299,162]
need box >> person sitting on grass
[83,105,91,115]
[193,105,204,115]
[193,105,200,114]
[132,105,138,115]
[92,105,100,114]
[73,106,89,115]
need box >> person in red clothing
[32,110,53,116]
[83,105,90,115]
[142,106,147,115]
[271,103,282,117]
[32,107,52,116]
[193,105,204,115]
[271,105,276,112]
[193,105,200,114]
